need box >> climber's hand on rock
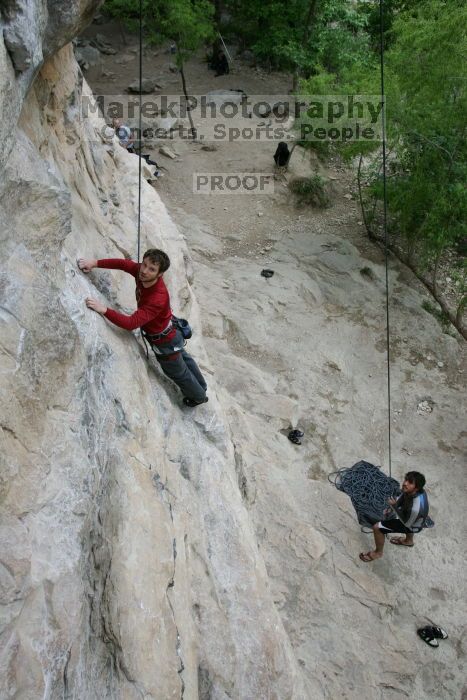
[86,297,107,315]
[78,258,97,273]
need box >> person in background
[112,118,162,178]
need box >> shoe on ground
[417,627,439,648]
[183,396,208,407]
[288,429,303,444]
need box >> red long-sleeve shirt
[97,258,176,341]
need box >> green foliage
[104,0,161,37]
[311,1,372,75]
[103,0,214,55]
[298,0,466,270]
[158,0,214,64]
[225,0,301,68]
[289,175,330,207]
[383,0,467,259]
[226,0,373,74]
[358,0,421,51]
[296,137,332,161]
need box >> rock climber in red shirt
[78,249,208,407]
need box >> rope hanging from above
[328,6,394,512]
[379,0,392,475]
[137,0,147,358]
[136,0,143,263]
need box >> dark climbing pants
[153,332,207,402]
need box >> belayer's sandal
[390,538,414,547]
[417,628,438,648]
[417,626,448,648]
[359,551,378,563]
[423,626,448,640]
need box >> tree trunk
[179,62,197,140]
[212,0,222,55]
[373,237,466,339]
[357,154,374,239]
[293,71,301,119]
[456,295,467,330]
[292,0,320,118]
[357,157,465,337]
[213,0,222,27]
[303,0,320,44]
[432,248,443,297]
[406,238,416,267]
[119,20,127,47]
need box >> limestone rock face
[75,43,101,70]
[0,0,103,167]
[127,77,161,94]
[0,9,315,699]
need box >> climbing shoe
[183,396,209,408]
[417,628,439,648]
[290,429,304,438]
[288,429,304,444]
[289,435,301,445]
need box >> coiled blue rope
[328,461,400,530]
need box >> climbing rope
[137,0,149,360]
[328,9,394,525]
[379,0,392,476]
[328,461,400,531]
[136,0,143,263]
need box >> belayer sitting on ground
[359,471,429,562]
[112,118,162,178]
[78,250,208,407]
